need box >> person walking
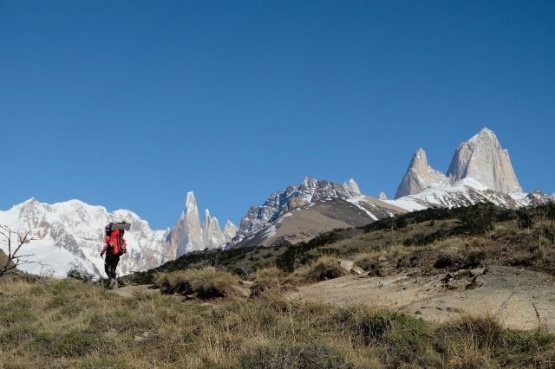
[100,222,128,289]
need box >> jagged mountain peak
[233,177,364,244]
[396,128,522,199]
[395,148,449,199]
[407,149,432,174]
[168,191,237,258]
[413,148,427,162]
[223,221,239,243]
[447,127,521,193]
[185,192,198,215]
[2,192,238,278]
[343,178,361,196]
[468,127,497,145]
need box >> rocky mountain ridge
[233,186,407,248]
[1,128,552,277]
[395,128,522,198]
[233,128,551,247]
[233,177,363,245]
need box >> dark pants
[104,253,120,279]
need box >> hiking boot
[109,278,117,289]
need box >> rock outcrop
[169,192,237,258]
[395,128,522,199]
[171,192,205,257]
[223,221,239,242]
[288,265,555,333]
[395,149,450,198]
[447,128,521,193]
[202,210,227,250]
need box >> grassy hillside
[2,202,555,368]
[129,202,555,284]
[1,276,554,368]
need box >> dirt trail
[286,265,555,333]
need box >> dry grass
[303,256,348,282]
[4,204,555,368]
[154,266,240,299]
[1,275,555,368]
[249,266,285,299]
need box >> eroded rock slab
[287,265,555,333]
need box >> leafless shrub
[0,225,35,278]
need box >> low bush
[250,266,283,298]
[305,256,347,282]
[154,266,240,299]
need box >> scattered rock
[131,330,159,348]
[338,259,355,272]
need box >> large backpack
[105,222,114,236]
[104,222,129,255]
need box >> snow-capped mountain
[232,177,405,247]
[234,177,361,244]
[167,192,238,258]
[390,128,549,211]
[234,127,552,249]
[0,198,170,278]
[396,128,521,198]
[390,178,551,211]
[0,194,238,278]
[1,127,551,277]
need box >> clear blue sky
[1,0,554,230]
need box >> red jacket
[101,229,127,256]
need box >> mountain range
[395,128,521,198]
[1,128,553,278]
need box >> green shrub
[434,253,459,269]
[465,251,486,268]
[250,278,281,299]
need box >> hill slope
[129,202,555,333]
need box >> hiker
[100,222,128,289]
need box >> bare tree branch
[0,224,36,277]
